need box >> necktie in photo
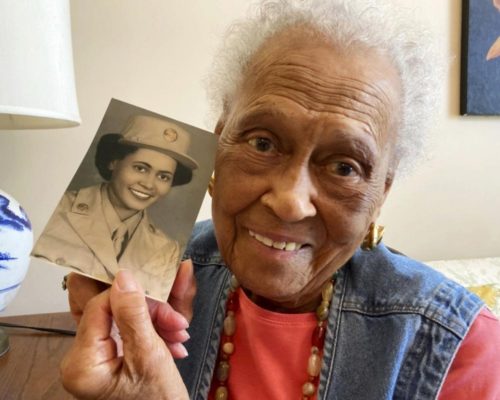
[112,225,129,261]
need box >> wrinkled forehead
[229,27,402,139]
[244,26,401,96]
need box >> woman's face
[108,148,177,219]
[212,32,402,312]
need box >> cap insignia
[163,128,178,142]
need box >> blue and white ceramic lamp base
[0,189,33,356]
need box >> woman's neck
[243,288,323,314]
[106,184,139,221]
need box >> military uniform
[32,184,180,301]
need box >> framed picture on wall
[460,0,500,115]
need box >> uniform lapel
[66,185,119,275]
[119,212,167,271]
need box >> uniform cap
[119,115,199,171]
[114,115,199,186]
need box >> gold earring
[208,173,215,197]
[361,223,384,250]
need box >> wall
[1,0,499,316]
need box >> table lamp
[0,0,81,356]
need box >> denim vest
[177,221,483,400]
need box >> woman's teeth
[249,230,303,251]
[130,189,152,199]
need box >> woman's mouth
[249,230,304,251]
[130,188,153,200]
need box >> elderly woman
[33,115,198,300]
[60,1,500,399]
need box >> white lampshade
[0,0,81,129]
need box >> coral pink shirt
[437,307,500,399]
[209,289,500,399]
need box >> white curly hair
[206,0,444,177]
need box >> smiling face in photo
[107,148,177,220]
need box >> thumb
[108,272,190,399]
[168,259,196,322]
[110,270,163,366]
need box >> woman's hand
[65,259,196,358]
[148,259,197,357]
[60,270,189,400]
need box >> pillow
[426,257,500,318]
[466,284,499,313]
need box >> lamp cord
[0,322,76,336]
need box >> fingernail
[179,314,190,330]
[179,344,189,358]
[180,330,191,342]
[116,269,138,292]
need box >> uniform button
[55,257,65,265]
[149,224,156,233]
[76,203,89,212]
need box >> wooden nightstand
[0,312,76,400]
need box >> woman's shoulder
[56,184,103,211]
[347,242,464,293]
[137,213,179,249]
[344,243,483,334]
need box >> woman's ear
[214,119,225,137]
[382,156,398,201]
[383,173,395,199]
[108,160,117,172]
[214,100,231,137]
[372,168,396,221]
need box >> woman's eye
[248,137,275,153]
[133,165,147,173]
[328,162,359,177]
[158,173,172,182]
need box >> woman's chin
[230,265,310,306]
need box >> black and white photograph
[31,99,216,301]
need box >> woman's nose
[261,167,317,222]
[139,173,155,189]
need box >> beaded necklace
[213,275,336,400]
